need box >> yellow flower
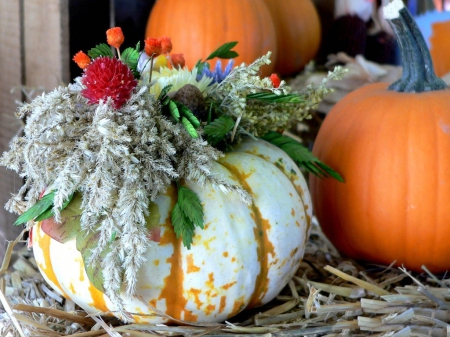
[149,66,213,98]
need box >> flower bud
[106,27,125,49]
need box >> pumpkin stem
[384,0,447,93]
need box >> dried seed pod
[172,84,207,120]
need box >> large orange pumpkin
[262,0,321,76]
[309,0,450,273]
[145,0,277,77]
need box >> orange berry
[158,36,172,54]
[72,51,91,69]
[171,53,185,69]
[106,27,124,49]
[269,73,281,88]
[144,37,162,57]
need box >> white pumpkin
[32,138,312,323]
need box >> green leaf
[205,41,239,61]
[34,192,74,222]
[175,102,200,128]
[178,187,204,228]
[87,43,114,59]
[171,187,204,249]
[158,84,173,102]
[14,191,56,226]
[169,100,180,122]
[247,92,304,104]
[261,131,344,182]
[203,115,235,145]
[121,47,140,77]
[182,117,198,138]
[40,192,82,243]
[172,204,194,249]
[76,221,110,293]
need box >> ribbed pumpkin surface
[262,0,321,76]
[310,82,450,272]
[33,139,311,323]
[145,0,277,77]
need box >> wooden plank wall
[0,0,69,258]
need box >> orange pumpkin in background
[263,0,321,76]
[310,0,450,273]
[145,0,278,77]
[430,20,450,77]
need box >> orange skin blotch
[206,273,215,289]
[153,260,160,267]
[223,251,229,258]
[231,257,236,263]
[186,254,201,273]
[77,258,85,282]
[205,304,216,315]
[218,296,227,314]
[202,236,216,251]
[149,299,157,308]
[35,223,70,299]
[248,211,275,307]
[69,282,77,295]
[291,208,295,216]
[228,296,246,318]
[87,282,110,313]
[188,288,203,310]
[290,247,299,258]
[221,281,237,290]
[158,184,198,321]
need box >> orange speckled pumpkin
[309,1,450,273]
[145,0,277,77]
[33,139,312,323]
[262,0,321,76]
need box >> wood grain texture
[23,0,70,89]
[0,0,70,258]
[0,0,25,257]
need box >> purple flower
[198,59,234,84]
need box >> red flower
[81,57,137,109]
[73,51,91,69]
[171,53,185,69]
[144,37,162,57]
[158,36,172,54]
[269,73,281,88]
[106,27,125,49]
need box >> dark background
[69,0,156,80]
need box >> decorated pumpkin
[145,0,278,77]
[262,0,321,76]
[32,138,311,323]
[1,27,342,323]
[310,0,450,273]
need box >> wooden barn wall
[0,0,70,258]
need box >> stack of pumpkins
[145,0,321,77]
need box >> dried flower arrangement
[0,27,345,320]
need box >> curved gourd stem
[384,0,447,93]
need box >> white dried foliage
[0,78,225,320]
[207,55,347,138]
